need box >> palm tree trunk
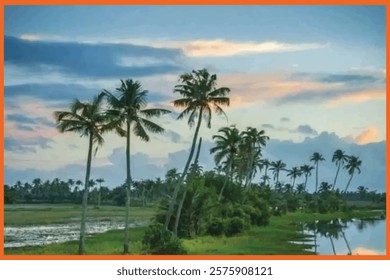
[315,162,319,193]
[304,175,308,192]
[165,108,203,230]
[263,166,268,186]
[332,163,341,191]
[124,122,132,254]
[173,136,203,236]
[218,164,232,201]
[78,133,93,255]
[329,236,336,255]
[344,173,354,193]
[342,231,352,255]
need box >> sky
[3,5,386,192]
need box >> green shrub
[206,217,225,236]
[142,223,187,255]
[225,217,246,237]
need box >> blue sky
[3,5,386,191]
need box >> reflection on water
[303,217,386,255]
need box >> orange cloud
[177,40,325,57]
[352,247,382,255]
[328,89,385,106]
[218,73,341,107]
[354,127,380,145]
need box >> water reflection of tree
[353,218,381,232]
[305,218,353,255]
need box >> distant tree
[344,156,362,193]
[270,160,286,186]
[331,149,349,191]
[300,164,315,192]
[310,152,325,193]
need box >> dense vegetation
[4,69,386,255]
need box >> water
[302,217,386,255]
[4,219,147,248]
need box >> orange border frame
[0,0,388,261]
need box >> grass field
[4,205,382,255]
[4,204,156,226]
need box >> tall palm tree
[210,126,241,200]
[331,149,349,191]
[165,69,230,232]
[310,152,325,193]
[240,127,269,189]
[101,79,170,254]
[344,156,362,193]
[286,167,302,188]
[300,164,315,192]
[269,160,286,186]
[54,95,110,255]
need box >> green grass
[4,208,383,255]
[4,204,156,226]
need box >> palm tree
[101,79,170,254]
[318,181,332,193]
[300,164,315,192]
[331,149,349,191]
[54,95,110,254]
[240,127,269,188]
[165,69,230,232]
[344,156,362,193]
[269,160,286,186]
[96,178,104,208]
[286,167,302,188]
[261,159,271,186]
[210,126,241,200]
[310,152,325,193]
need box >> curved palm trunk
[244,148,254,189]
[304,174,309,192]
[315,162,319,193]
[165,108,203,231]
[218,164,232,201]
[78,133,93,255]
[329,236,336,255]
[173,137,202,236]
[344,173,354,193]
[332,162,341,191]
[342,231,352,255]
[124,122,132,254]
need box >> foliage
[142,223,187,255]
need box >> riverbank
[4,210,383,255]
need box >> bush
[206,217,226,236]
[225,217,246,237]
[142,223,187,255]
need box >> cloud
[4,136,53,153]
[294,125,318,135]
[6,114,54,127]
[220,70,385,108]
[4,36,183,79]
[280,117,290,122]
[262,124,275,129]
[15,124,35,131]
[354,127,380,145]
[157,39,326,57]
